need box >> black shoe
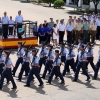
[93,77,97,80]
[11,86,17,89]
[23,74,28,76]
[46,81,51,84]
[24,85,30,87]
[41,77,45,79]
[55,76,59,79]
[60,81,65,84]
[17,79,21,82]
[73,79,77,82]
[0,87,2,90]
[38,83,43,86]
[81,72,85,75]
[86,77,90,81]
[12,73,15,77]
[7,81,10,84]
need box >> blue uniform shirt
[39,47,48,58]
[59,47,67,56]
[0,55,5,64]
[53,57,61,66]
[31,56,39,65]
[47,50,54,60]
[66,50,75,60]
[86,48,93,57]
[38,28,45,35]
[66,25,74,32]
[5,58,12,68]
[17,48,24,58]
[78,43,83,50]
[2,16,9,24]
[78,51,87,62]
[23,51,30,62]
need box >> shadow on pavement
[66,11,82,15]
[74,79,97,89]
[50,79,69,91]
[2,84,19,98]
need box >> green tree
[84,0,100,13]
[91,0,100,13]
[43,0,55,7]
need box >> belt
[40,56,46,59]
[17,22,22,24]
[32,66,38,68]
[6,68,11,70]
[68,31,72,32]
[84,30,88,31]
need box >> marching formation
[0,37,100,90]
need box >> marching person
[0,51,17,90]
[39,41,48,73]
[9,16,15,36]
[75,37,83,66]
[90,21,97,43]
[18,46,30,81]
[62,44,76,76]
[59,42,67,64]
[41,44,54,79]
[66,21,74,43]
[12,42,24,76]
[85,43,95,72]
[2,11,9,39]
[59,19,66,43]
[15,10,24,39]
[0,49,5,77]
[73,45,90,82]
[93,47,100,80]
[24,49,43,87]
[47,50,65,84]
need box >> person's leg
[25,62,30,75]
[62,31,65,42]
[11,27,13,35]
[18,64,25,80]
[82,62,90,79]
[69,59,76,73]
[74,62,81,80]
[94,61,100,79]
[13,58,22,75]
[59,31,61,43]
[89,57,95,71]
[0,70,6,88]
[7,69,16,88]
[48,67,55,83]
[62,60,69,76]
[26,68,34,86]
[34,68,43,85]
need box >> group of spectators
[0,11,100,45]
[38,12,100,46]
